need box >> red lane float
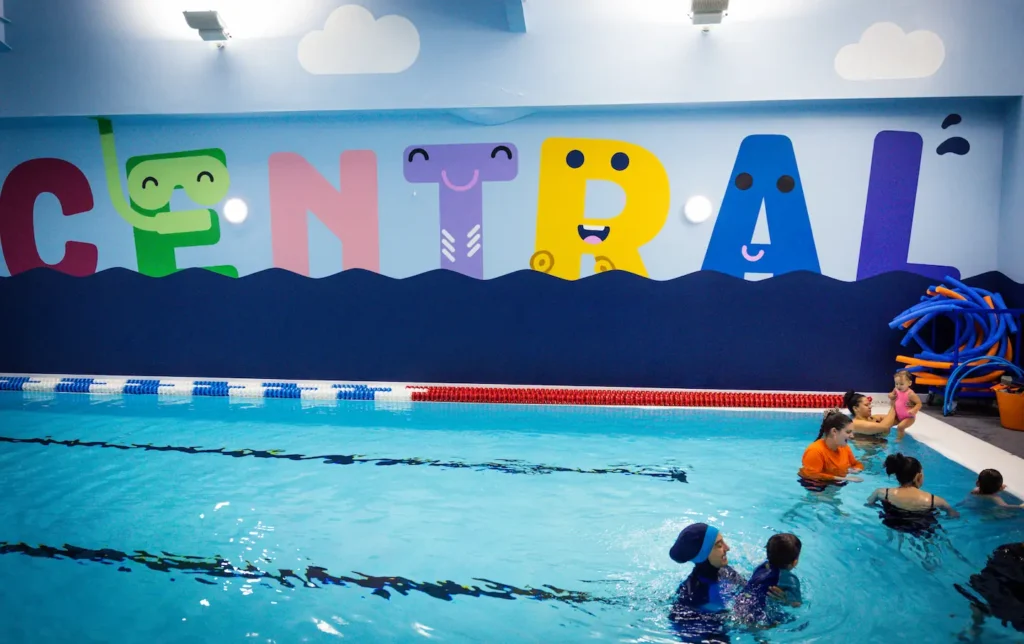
[410,386,843,408]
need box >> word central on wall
[0,111,978,282]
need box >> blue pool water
[0,392,1022,643]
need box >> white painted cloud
[835,22,945,81]
[298,4,419,75]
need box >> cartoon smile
[741,245,765,262]
[578,225,610,245]
[441,169,480,192]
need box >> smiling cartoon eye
[735,173,753,190]
[491,145,513,160]
[141,177,159,189]
[777,175,795,193]
[197,171,214,183]
[408,148,429,162]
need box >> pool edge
[905,409,1024,499]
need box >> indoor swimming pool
[0,392,1021,643]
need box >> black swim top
[880,488,940,536]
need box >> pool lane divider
[0,540,611,606]
[0,374,845,408]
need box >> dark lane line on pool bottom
[0,541,618,611]
[0,435,687,483]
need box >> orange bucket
[995,389,1024,431]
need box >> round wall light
[683,195,713,224]
[223,198,248,224]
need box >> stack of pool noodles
[889,276,1017,390]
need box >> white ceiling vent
[690,0,729,26]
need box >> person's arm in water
[934,494,961,518]
[978,493,1024,508]
[846,446,864,473]
[865,488,884,506]
[719,565,747,588]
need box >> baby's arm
[988,495,1024,508]
[907,391,923,416]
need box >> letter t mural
[403,143,519,278]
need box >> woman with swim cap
[798,409,864,487]
[668,523,747,643]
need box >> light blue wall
[0,99,1007,280]
[0,0,1021,118]
[999,99,1024,281]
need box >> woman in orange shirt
[798,409,864,485]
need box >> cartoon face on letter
[403,143,518,189]
[529,137,670,279]
[126,149,230,214]
[701,134,819,278]
[538,138,669,252]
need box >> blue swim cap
[670,523,720,564]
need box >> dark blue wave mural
[1,268,1021,392]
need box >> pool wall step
[0,374,846,408]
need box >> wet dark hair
[977,469,1003,495]
[818,408,852,439]
[767,533,802,569]
[843,390,867,416]
[884,453,923,485]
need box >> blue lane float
[888,276,1022,414]
[0,374,411,402]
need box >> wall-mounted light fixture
[690,0,729,28]
[683,195,713,224]
[223,198,249,224]
[183,10,231,43]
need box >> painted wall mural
[530,138,670,280]
[98,119,237,278]
[297,5,421,76]
[269,151,380,276]
[403,142,518,278]
[834,22,946,81]
[702,135,819,280]
[0,106,994,283]
[0,158,96,276]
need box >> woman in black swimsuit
[865,453,963,570]
[866,453,959,535]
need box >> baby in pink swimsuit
[887,370,922,440]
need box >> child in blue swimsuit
[733,533,803,626]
